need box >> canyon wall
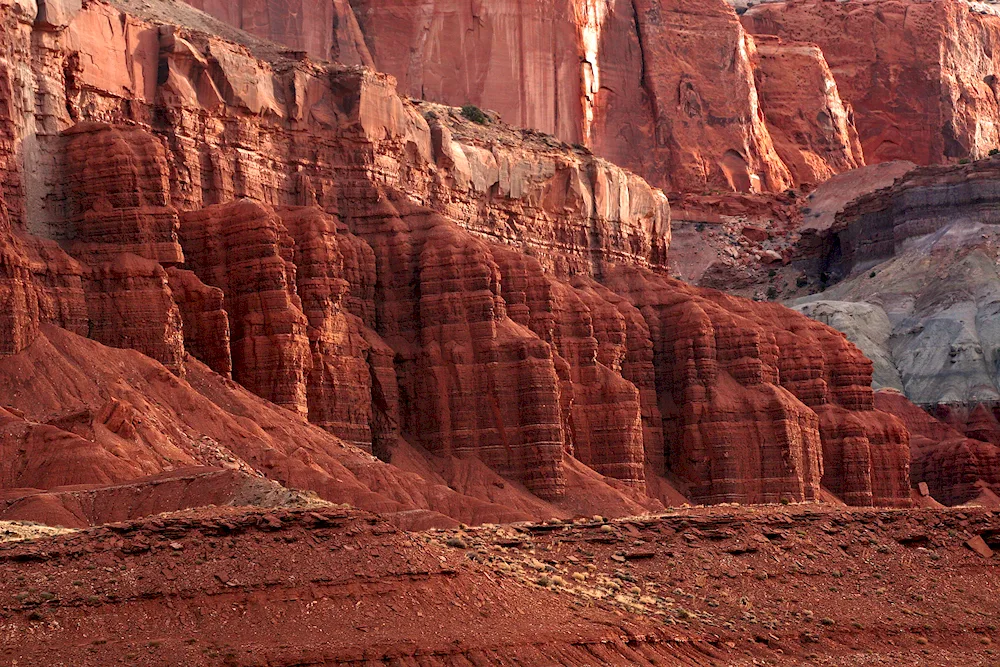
[181,0,863,194]
[0,0,912,512]
[876,391,1000,506]
[744,0,1000,165]
[183,0,374,66]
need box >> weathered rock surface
[744,0,1000,165]
[0,0,914,513]
[794,300,903,393]
[603,268,910,507]
[181,0,865,194]
[183,0,374,66]
[83,253,186,373]
[180,200,312,416]
[0,207,39,356]
[165,266,232,377]
[796,158,1000,407]
[752,36,863,186]
[60,124,184,265]
[876,390,1000,505]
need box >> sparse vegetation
[445,536,468,549]
[460,104,489,125]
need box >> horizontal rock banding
[0,0,913,512]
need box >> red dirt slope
[0,325,668,528]
[2,505,999,665]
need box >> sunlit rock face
[0,0,912,510]
[183,0,865,194]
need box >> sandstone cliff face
[752,36,863,186]
[744,0,1000,165]
[876,391,1000,506]
[181,0,863,194]
[604,268,910,506]
[183,0,374,66]
[0,0,912,513]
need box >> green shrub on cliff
[461,104,489,125]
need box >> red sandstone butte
[0,0,914,521]
[744,0,1000,164]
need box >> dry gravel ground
[0,504,998,665]
[0,522,75,543]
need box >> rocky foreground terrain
[2,0,1000,663]
[2,505,1000,665]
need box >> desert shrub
[445,536,468,549]
[460,104,489,125]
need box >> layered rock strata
[603,268,911,506]
[179,201,312,417]
[796,159,1000,407]
[876,391,1000,505]
[0,0,912,509]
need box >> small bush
[445,536,468,549]
[959,158,971,165]
[796,276,809,288]
[766,286,779,301]
[991,148,1000,156]
[460,104,489,125]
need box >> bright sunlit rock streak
[576,0,609,146]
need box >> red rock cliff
[744,0,1000,165]
[183,0,863,194]
[0,0,912,512]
